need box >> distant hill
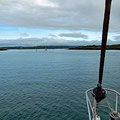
[69,44,120,50]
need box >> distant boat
[45,46,47,51]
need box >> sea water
[0,50,120,120]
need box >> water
[0,50,120,120]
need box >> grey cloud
[49,34,57,37]
[0,0,120,31]
[59,32,88,39]
[20,33,29,37]
[113,35,120,41]
[0,37,118,47]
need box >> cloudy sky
[0,0,120,46]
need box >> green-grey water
[0,50,120,120]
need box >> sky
[0,0,120,46]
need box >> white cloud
[35,0,57,7]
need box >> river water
[0,50,120,120]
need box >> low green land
[0,48,8,51]
[0,46,73,50]
[69,44,120,50]
[0,44,120,51]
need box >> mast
[93,0,113,103]
[86,1,120,120]
[98,0,112,85]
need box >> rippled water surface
[0,50,120,120]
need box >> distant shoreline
[0,44,120,51]
[0,48,8,51]
[69,44,120,50]
[0,46,72,50]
